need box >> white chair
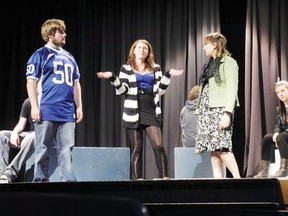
[268,149,280,176]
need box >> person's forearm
[26,79,39,109]
[74,81,82,109]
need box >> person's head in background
[187,85,200,101]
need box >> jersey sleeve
[26,49,42,80]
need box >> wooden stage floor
[279,179,288,207]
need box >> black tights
[261,132,288,161]
[126,126,168,179]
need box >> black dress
[136,72,160,127]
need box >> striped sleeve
[156,68,171,96]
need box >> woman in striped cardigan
[97,39,183,180]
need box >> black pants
[262,132,288,161]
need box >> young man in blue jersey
[26,19,83,182]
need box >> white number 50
[52,61,73,86]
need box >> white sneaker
[0,175,11,183]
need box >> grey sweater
[180,99,198,147]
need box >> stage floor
[0,178,287,215]
[279,179,288,206]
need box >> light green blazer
[196,55,240,114]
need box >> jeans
[33,121,76,182]
[4,132,35,181]
[0,131,10,175]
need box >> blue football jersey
[26,45,80,122]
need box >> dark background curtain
[244,0,288,177]
[0,0,247,178]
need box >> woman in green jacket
[195,32,241,178]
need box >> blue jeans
[0,131,11,175]
[4,131,35,181]
[33,121,76,182]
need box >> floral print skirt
[195,84,234,154]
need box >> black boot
[253,160,270,178]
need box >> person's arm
[223,57,239,113]
[26,78,41,123]
[96,68,129,95]
[273,108,282,147]
[274,108,283,134]
[74,81,83,123]
[168,69,184,77]
[219,57,239,129]
[10,117,28,147]
[96,72,113,79]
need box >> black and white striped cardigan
[110,64,171,129]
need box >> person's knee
[263,134,273,142]
[152,145,164,151]
[276,133,288,144]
